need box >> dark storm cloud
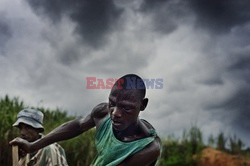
[26,0,123,48]
[59,46,81,66]
[208,85,250,141]
[141,0,250,34]
[188,0,250,33]
[228,89,250,130]
[229,55,250,74]
[54,42,85,66]
[227,55,250,132]
[200,36,250,141]
[0,18,12,52]
[188,0,250,134]
[140,0,188,34]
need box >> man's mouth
[112,119,123,126]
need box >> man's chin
[112,120,124,130]
[112,124,126,132]
[112,125,123,131]
[113,127,122,132]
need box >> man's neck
[113,119,146,142]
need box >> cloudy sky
[1,0,250,146]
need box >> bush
[157,127,203,166]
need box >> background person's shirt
[18,143,68,166]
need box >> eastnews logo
[86,77,164,89]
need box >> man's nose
[112,107,122,118]
[20,129,27,138]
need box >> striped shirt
[18,143,68,166]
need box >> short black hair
[112,74,146,99]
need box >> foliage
[0,96,22,166]
[229,134,244,155]
[216,132,227,151]
[1,95,249,166]
[157,126,203,166]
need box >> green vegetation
[157,127,203,166]
[0,95,249,166]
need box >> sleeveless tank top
[91,117,156,166]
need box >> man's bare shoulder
[140,119,161,159]
[119,119,161,166]
[140,119,161,165]
[119,138,161,166]
[91,103,109,126]
[144,138,161,166]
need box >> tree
[217,132,227,151]
[229,135,244,154]
[189,126,203,154]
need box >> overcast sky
[1,0,250,146]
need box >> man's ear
[140,98,148,111]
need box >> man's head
[109,74,148,131]
[13,108,44,142]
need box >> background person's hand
[9,137,33,154]
[19,147,27,158]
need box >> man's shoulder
[139,119,159,137]
[139,119,161,152]
[140,119,155,129]
[91,102,109,128]
[91,103,109,119]
[119,131,161,166]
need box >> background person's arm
[10,114,94,153]
[9,103,108,154]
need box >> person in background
[12,108,68,166]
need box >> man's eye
[122,107,131,112]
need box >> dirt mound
[196,147,250,166]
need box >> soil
[195,147,250,166]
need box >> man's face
[109,88,143,131]
[18,123,40,142]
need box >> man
[12,108,68,166]
[10,74,161,166]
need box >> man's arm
[9,103,108,153]
[119,139,161,166]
